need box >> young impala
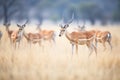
[59,15,97,56]
[95,30,112,52]
[5,20,28,48]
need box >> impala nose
[59,34,61,37]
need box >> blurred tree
[112,0,120,22]
[0,0,119,24]
[0,0,18,26]
[0,0,31,25]
[78,2,103,25]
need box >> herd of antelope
[0,16,112,56]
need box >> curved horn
[59,13,65,27]
[66,13,74,25]
[24,19,29,25]
[77,18,81,28]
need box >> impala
[5,20,28,48]
[95,30,112,52]
[59,15,97,56]
[76,22,112,52]
[23,32,43,47]
[23,23,45,47]
[36,23,56,45]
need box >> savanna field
[0,24,120,80]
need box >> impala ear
[67,24,69,27]
[23,24,26,28]
[7,23,11,27]
[64,24,69,28]
[17,24,21,27]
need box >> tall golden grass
[0,24,120,80]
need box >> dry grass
[0,24,120,80]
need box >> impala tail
[0,31,2,39]
[107,32,112,52]
[107,32,112,41]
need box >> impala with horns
[59,14,97,56]
[36,22,56,44]
[76,22,112,52]
[5,20,28,48]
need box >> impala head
[17,19,29,31]
[59,13,74,37]
[59,24,69,37]
[77,19,86,31]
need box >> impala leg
[76,45,78,55]
[87,43,93,57]
[87,44,91,52]
[95,38,98,48]
[38,41,41,47]
[103,41,106,51]
[87,43,91,56]
[42,45,44,52]
[30,42,31,48]
[72,44,74,55]
[49,40,52,47]
[0,36,1,43]
[14,42,16,49]
[108,40,112,53]
[29,41,31,48]
[18,41,20,48]
[39,41,44,52]
[13,40,16,49]
[52,36,56,44]
[92,43,97,56]
[89,46,93,57]
[0,39,1,44]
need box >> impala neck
[6,27,13,38]
[6,27,10,33]
[65,30,72,42]
[16,29,24,42]
[23,32,29,41]
[18,29,24,38]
